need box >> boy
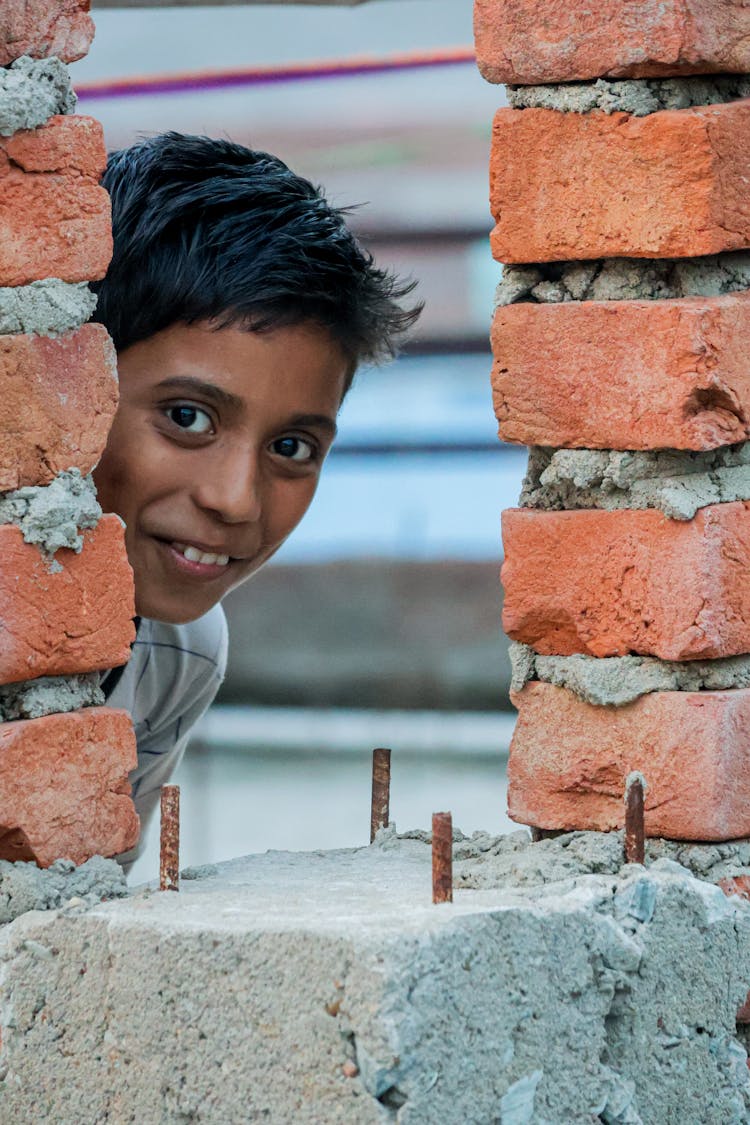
[90,132,420,865]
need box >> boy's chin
[135,590,217,626]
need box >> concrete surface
[510,642,750,707]
[0,672,103,722]
[0,469,101,556]
[507,75,750,116]
[0,855,126,924]
[2,834,750,1122]
[495,253,750,306]
[0,56,76,136]
[0,279,97,337]
[520,444,750,521]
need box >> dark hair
[92,132,421,380]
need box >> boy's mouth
[170,540,230,567]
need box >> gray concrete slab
[2,835,750,1122]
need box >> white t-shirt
[103,604,228,866]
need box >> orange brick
[0,325,118,490]
[501,502,750,660]
[718,876,750,902]
[474,0,750,85]
[491,292,750,451]
[0,116,111,285]
[490,101,750,263]
[0,0,93,66]
[0,707,138,867]
[0,517,135,684]
[508,682,750,840]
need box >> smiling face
[93,320,348,623]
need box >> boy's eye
[271,436,315,463]
[166,405,213,434]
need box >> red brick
[718,875,750,902]
[490,101,750,263]
[0,0,93,66]
[0,116,111,285]
[491,293,750,451]
[508,682,750,840]
[501,502,750,660]
[0,325,118,490]
[0,517,135,684]
[0,708,138,867]
[474,0,750,85]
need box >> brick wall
[0,1,138,867]
[476,0,750,842]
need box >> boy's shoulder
[146,603,228,667]
[106,603,228,731]
[139,603,229,686]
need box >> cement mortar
[0,856,126,925]
[0,278,97,336]
[494,252,750,306]
[506,74,750,116]
[509,641,750,707]
[0,469,101,555]
[520,443,750,520]
[1,839,750,1122]
[446,826,750,891]
[0,55,76,136]
[0,672,103,723]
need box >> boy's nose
[192,448,263,525]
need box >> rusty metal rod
[160,784,180,891]
[624,772,646,866]
[370,747,391,843]
[432,811,453,904]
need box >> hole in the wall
[377,1085,409,1109]
[0,825,34,862]
[682,385,746,425]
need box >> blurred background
[74,1,526,881]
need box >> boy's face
[93,320,348,624]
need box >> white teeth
[172,542,230,567]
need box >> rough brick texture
[0,707,138,866]
[490,101,750,263]
[0,0,94,66]
[0,115,111,286]
[474,0,750,85]
[719,875,750,902]
[0,324,118,490]
[491,292,750,451]
[0,516,135,684]
[508,681,750,840]
[501,502,750,660]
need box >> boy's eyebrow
[289,414,338,438]
[155,375,244,411]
